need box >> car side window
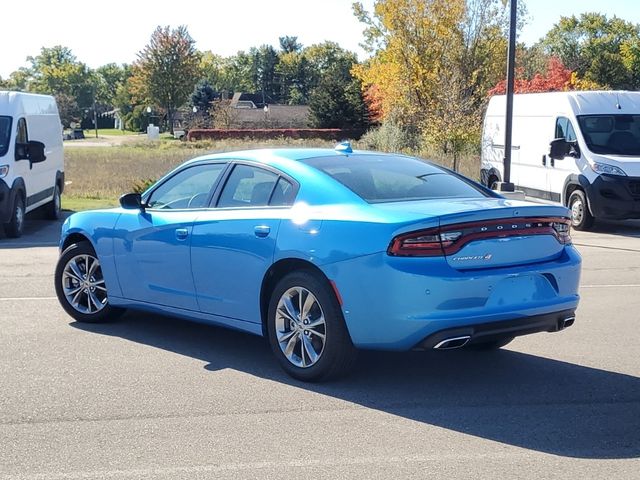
[146,163,226,210]
[270,177,296,206]
[217,164,280,208]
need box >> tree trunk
[167,106,174,135]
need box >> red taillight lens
[388,217,572,257]
[387,228,461,256]
[552,220,572,245]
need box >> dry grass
[63,138,480,209]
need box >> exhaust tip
[560,316,575,329]
[433,335,471,350]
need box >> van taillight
[388,217,572,257]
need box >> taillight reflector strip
[388,217,572,257]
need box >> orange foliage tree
[488,57,602,95]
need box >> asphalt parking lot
[1,214,639,479]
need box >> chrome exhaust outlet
[560,316,575,329]
[433,335,471,350]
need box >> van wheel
[45,185,62,220]
[3,195,25,238]
[568,189,594,230]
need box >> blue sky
[1,0,640,78]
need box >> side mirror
[27,141,46,163]
[119,192,145,210]
[549,138,570,160]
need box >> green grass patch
[82,128,139,136]
[62,196,119,212]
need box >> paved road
[1,214,639,479]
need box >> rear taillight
[388,217,572,257]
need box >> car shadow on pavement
[71,311,640,461]
[0,211,68,247]
[588,219,640,237]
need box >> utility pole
[499,0,517,193]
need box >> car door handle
[175,228,189,240]
[254,225,271,238]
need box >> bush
[358,121,420,153]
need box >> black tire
[468,336,514,351]
[568,189,594,231]
[267,270,357,382]
[3,194,25,238]
[45,184,62,220]
[54,241,125,323]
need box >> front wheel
[3,195,25,238]
[54,241,125,323]
[267,271,357,381]
[568,189,594,231]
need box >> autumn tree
[352,0,517,164]
[131,26,200,133]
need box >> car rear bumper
[322,245,581,350]
[413,309,575,350]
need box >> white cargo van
[481,91,640,230]
[0,91,64,237]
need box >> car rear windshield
[577,114,640,155]
[302,154,488,203]
[0,116,12,157]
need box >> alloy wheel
[275,286,327,368]
[61,254,107,314]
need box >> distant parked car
[54,145,581,381]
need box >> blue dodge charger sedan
[55,145,582,381]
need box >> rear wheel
[54,241,125,323]
[3,194,25,238]
[267,271,357,381]
[568,189,594,231]
[45,184,62,220]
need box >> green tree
[131,25,201,133]
[309,76,368,128]
[95,63,130,107]
[23,46,95,126]
[307,43,368,128]
[251,45,280,103]
[542,13,640,89]
[279,36,302,54]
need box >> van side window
[565,121,577,142]
[555,117,577,142]
[16,118,28,144]
[555,117,568,139]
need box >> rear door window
[217,164,281,208]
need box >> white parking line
[581,284,640,288]
[0,296,58,301]
[0,242,59,247]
